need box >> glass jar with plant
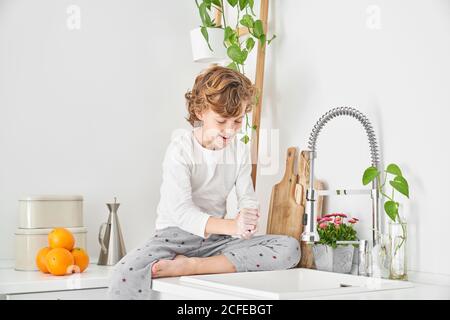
[193,0,275,144]
[362,163,410,280]
[312,213,359,274]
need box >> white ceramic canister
[14,226,87,271]
[18,195,83,228]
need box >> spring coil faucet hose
[302,107,381,246]
[307,107,380,167]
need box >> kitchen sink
[179,268,414,299]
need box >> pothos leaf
[267,34,276,45]
[227,62,239,71]
[390,176,409,198]
[362,166,379,185]
[200,27,213,51]
[386,163,402,177]
[240,14,254,28]
[240,135,250,144]
[246,37,255,51]
[253,19,264,38]
[239,0,248,11]
[227,45,247,64]
[384,201,398,222]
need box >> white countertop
[0,261,115,295]
[1,260,449,299]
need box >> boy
[108,66,300,300]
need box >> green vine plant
[362,163,410,255]
[194,0,275,144]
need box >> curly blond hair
[185,65,256,126]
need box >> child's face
[197,107,246,149]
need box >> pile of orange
[35,228,89,276]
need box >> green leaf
[204,0,212,10]
[227,0,238,7]
[212,0,222,7]
[362,166,379,185]
[248,0,255,15]
[259,34,266,47]
[199,3,213,27]
[227,45,247,64]
[384,201,398,222]
[241,135,250,144]
[390,176,409,198]
[239,0,248,10]
[267,34,276,45]
[254,19,264,38]
[227,62,239,71]
[386,163,402,177]
[200,27,213,51]
[199,3,207,25]
[240,14,254,28]
[227,45,241,63]
[224,27,238,48]
[252,124,257,130]
[204,13,213,27]
[241,49,248,63]
[246,37,255,51]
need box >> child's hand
[240,228,257,240]
[234,208,260,239]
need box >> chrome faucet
[301,107,381,248]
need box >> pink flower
[335,216,342,222]
[323,213,337,218]
[335,213,348,218]
[334,219,342,225]
[319,217,333,223]
[348,217,359,224]
[319,223,327,229]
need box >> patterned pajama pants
[107,226,301,300]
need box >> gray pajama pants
[107,226,301,300]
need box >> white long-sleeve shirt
[155,128,259,238]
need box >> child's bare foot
[151,255,196,278]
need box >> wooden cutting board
[266,147,302,237]
[266,148,325,268]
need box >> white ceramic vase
[190,27,228,63]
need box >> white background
[1,0,449,278]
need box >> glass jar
[389,221,408,280]
[378,233,392,279]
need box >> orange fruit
[46,248,75,276]
[36,247,51,273]
[48,228,75,251]
[71,248,89,273]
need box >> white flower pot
[190,27,228,63]
[313,244,355,274]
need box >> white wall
[0,0,207,260]
[255,0,450,277]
